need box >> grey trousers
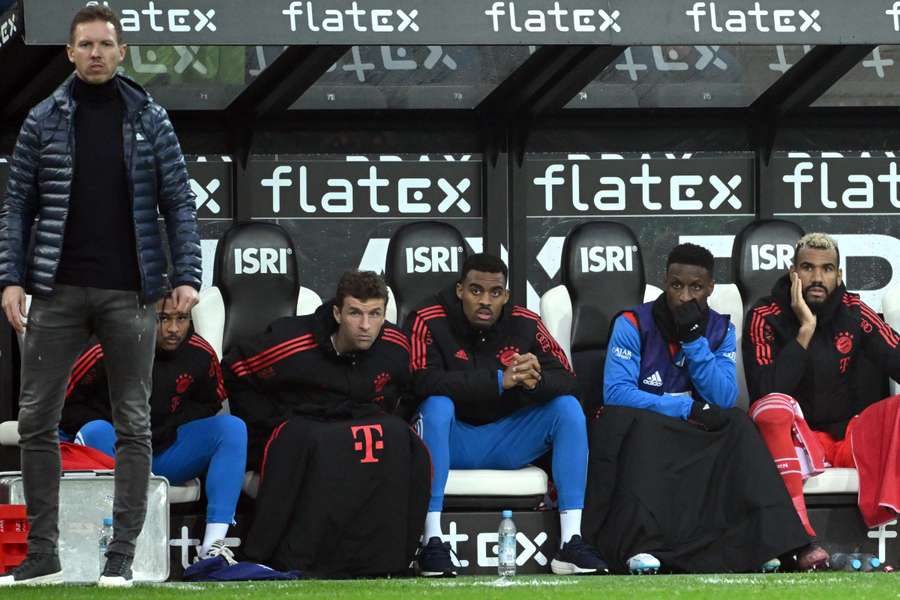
[17,285,156,557]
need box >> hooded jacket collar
[312,299,387,362]
[771,273,846,326]
[312,300,341,357]
[438,283,512,341]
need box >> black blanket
[584,406,810,573]
[243,414,431,578]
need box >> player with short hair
[224,271,430,577]
[60,296,245,564]
[588,243,811,574]
[746,232,900,570]
[406,253,608,577]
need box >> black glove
[688,401,726,431]
[674,300,704,343]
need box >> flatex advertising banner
[23,0,900,45]
[1,155,231,221]
[526,152,753,218]
[187,156,233,221]
[766,151,900,313]
[239,154,483,300]
[524,152,756,312]
[160,156,234,290]
[0,3,18,51]
[187,156,233,291]
[244,156,480,220]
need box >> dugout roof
[3,1,900,128]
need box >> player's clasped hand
[502,353,542,391]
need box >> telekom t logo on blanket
[351,424,384,464]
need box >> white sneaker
[626,553,660,574]
[195,539,237,565]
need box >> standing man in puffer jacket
[0,5,200,587]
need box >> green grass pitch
[0,573,896,599]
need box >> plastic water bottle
[98,517,113,571]
[830,553,862,571]
[850,553,882,571]
[498,510,516,577]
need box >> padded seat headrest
[214,222,300,354]
[733,219,804,310]
[386,221,468,326]
[562,222,645,352]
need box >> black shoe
[417,537,457,577]
[551,535,610,575]
[98,551,133,588]
[0,553,63,586]
[795,544,830,571]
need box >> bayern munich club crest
[175,373,194,394]
[834,331,854,355]
[373,372,391,394]
[497,346,520,366]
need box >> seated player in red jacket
[745,232,900,570]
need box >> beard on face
[804,284,829,312]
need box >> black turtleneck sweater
[56,76,140,292]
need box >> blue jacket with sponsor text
[604,300,737,419]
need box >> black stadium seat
[190,222,321,500]
[385,221,468,326]
[730,219,806,408]
[213,223,302,356]
[542,221,646,414]
[192,222,321,359]
[732,219,805,314]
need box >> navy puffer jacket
[0,74,201,302]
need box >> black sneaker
[98,551,133,588]
[551,535,610,575]
[416,537,457,577]
[0,553,63,586]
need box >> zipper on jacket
[126,111,148,301]
[49,105,77,295]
